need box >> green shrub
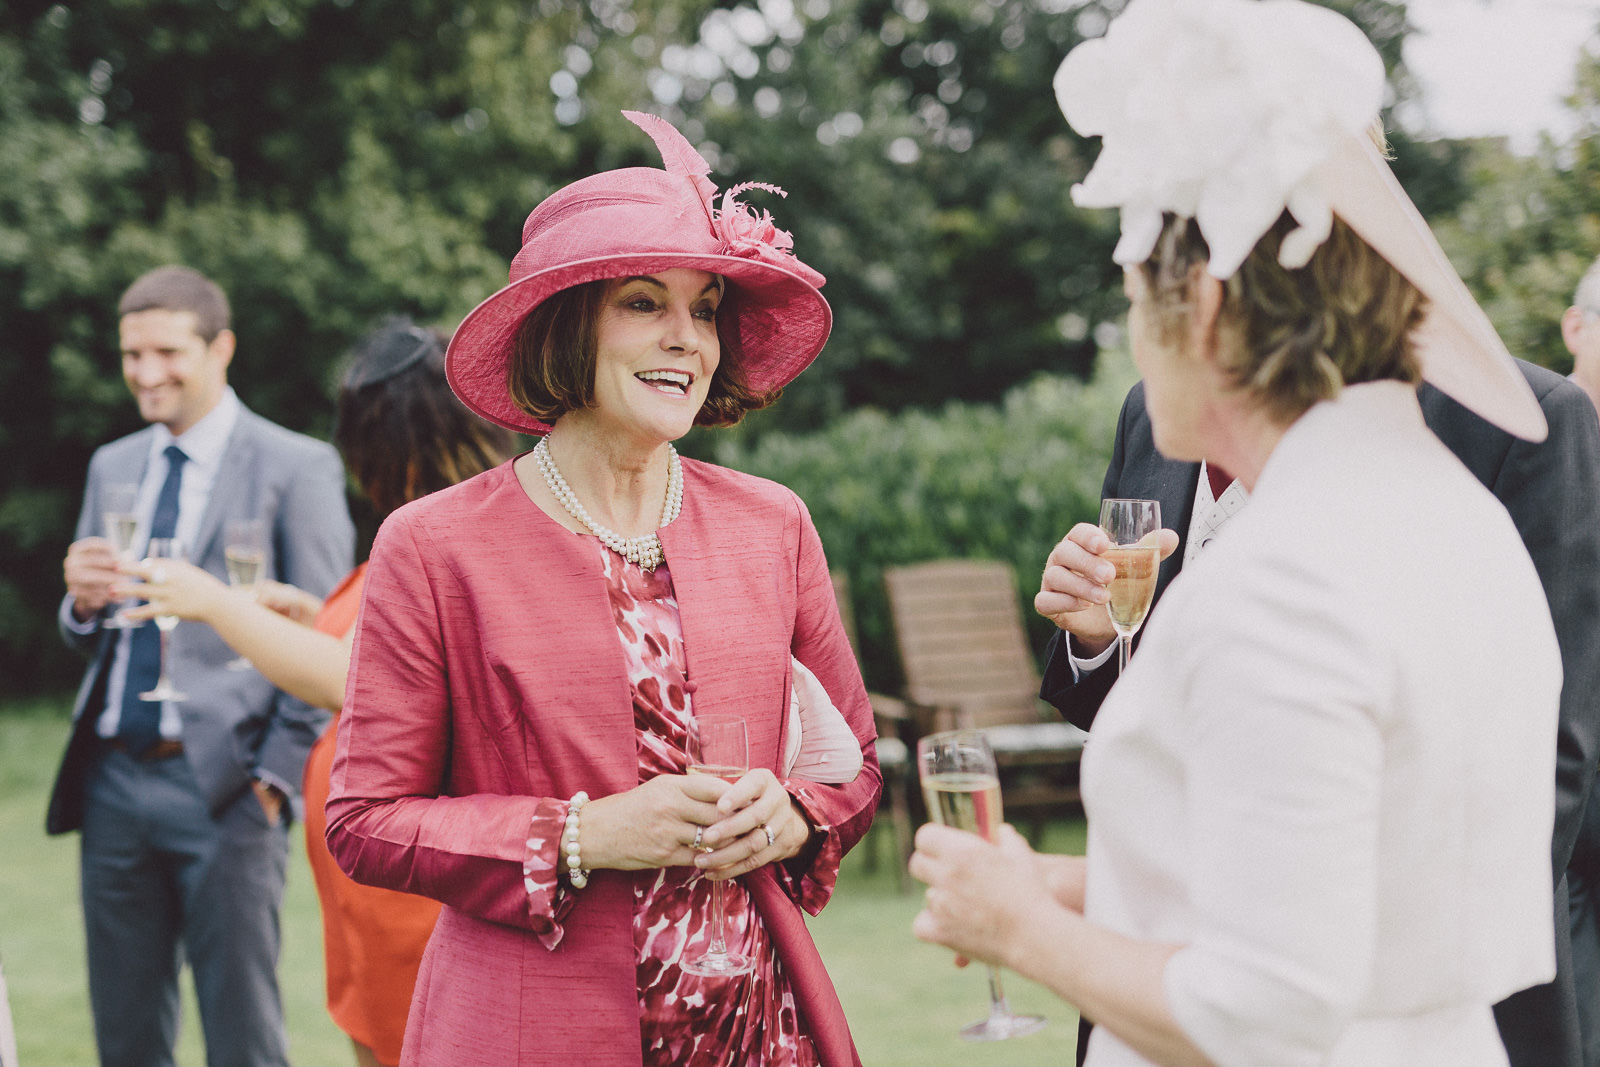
[713,353,1138,693]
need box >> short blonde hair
[1139,211,1427,425]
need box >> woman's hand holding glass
[912,822,1072,968]
[575,768,805,876]
[692,768,807,880]
[914,730,1047,1040]
[136,539,190,702]
[115,557,239,627]
[253,580,324,626]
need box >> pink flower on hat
[715,182,824,286]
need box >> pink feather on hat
[622,109,719,209]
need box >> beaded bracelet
[564,791,591,889]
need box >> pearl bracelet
[564,791,591,889]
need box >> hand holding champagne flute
[139,538,189,703]
[1098,498,1162,673]
[918,729,1047,1041]
[683,717,756,977]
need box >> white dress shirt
[1082,383,1560,1066]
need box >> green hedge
[712,353,1138,694]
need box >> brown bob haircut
[505,279,777,430]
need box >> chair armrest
[903,700,969,737]
[867,692,908,737]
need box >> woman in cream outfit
[910,2,1562,1065]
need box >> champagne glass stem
[155,627,175,694]
[709,880,728,954]
[986,965,1014,1022]
[682,717,756,977]
[1119,633,1132,673]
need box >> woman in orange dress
[124,317,513,1066]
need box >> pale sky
[1400,0,1600,151]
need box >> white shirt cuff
[1069,636,1117,678]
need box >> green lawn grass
[1,700,1083,1066]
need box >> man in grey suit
[49,265,353,1066]
[1040,364,1600,1067]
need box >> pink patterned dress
[520,542,820,1066]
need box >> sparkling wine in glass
[102,483,143,629]
[223,518,267,670]
[1099,498,1162,674]
[682,717,756,978]
[139,538,189,703]
[918,729,1047,1041]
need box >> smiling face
[120,309,234,436]
[587,269,722,447]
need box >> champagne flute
[138,538,189,703]
[222,518,267,670]
[918,729,1047,1041]
[102,483,143,629]
[682,717,756,978]
[1098,498,1162,674]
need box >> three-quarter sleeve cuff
[523,796,579,949]
[776,780,845,914]
[1163,944,1345,1067]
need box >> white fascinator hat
[1055,0,1547,442]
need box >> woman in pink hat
[324,111,881,1067]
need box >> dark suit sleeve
[1040,390,1137,731]
[255,438,355,797]
[1494,382,1600,877]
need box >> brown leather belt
[107,738,186,761]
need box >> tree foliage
[1432,42,1600,376]
[714,356,1138,692]
[1,0,1444,694]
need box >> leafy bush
[712,354,1137,693]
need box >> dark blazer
[1045,363,1600,1067]
[48,405,354,834]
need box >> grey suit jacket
[1043,362,1600,1067]
[47,405,354,834]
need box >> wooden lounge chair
[882,559,1087,843]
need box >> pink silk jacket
[326,457,882,1066]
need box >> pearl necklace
[533,436,682,571]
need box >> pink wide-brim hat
[447,110,832,436]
